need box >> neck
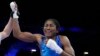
[46,35,57,40]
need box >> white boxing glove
[13,11,19,19]
[10,1,19,19]
[46,39,63,54]
[10,2,17,12]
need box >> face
[43,20,58,37]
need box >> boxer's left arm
[60,36,75,56]
[46,36,75,56]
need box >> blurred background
[0,0,99,56]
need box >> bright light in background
[31,49,36,52]
[84,51,89,55]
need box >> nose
[46,26,51,30]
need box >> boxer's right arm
[13,19,41,42]
[10,1,41,42]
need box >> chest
[40,36,62,56]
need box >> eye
[44,24,48,27]
[50,24,54,27]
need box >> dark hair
[44,18,60,31]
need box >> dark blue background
[0,0,99,56]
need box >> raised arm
[10,1,42,42]
[0,17,12,40]
[13,19,36,42]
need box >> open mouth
[46,30,51,33]
[44,30,52,35]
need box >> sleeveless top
[40,35,62,56]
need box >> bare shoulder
[32,33,43,43]
[59,35,72,46]
[59,35,75,56]
[59,35,70,42]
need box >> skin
[12,2,75,56]
[13,19,75,56]
[0,17,12,40]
